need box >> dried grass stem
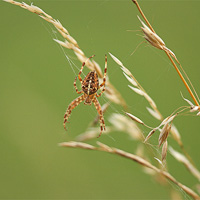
[132,0,200,108]
[165,51,199,107]
[60,141,200,200]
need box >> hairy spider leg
[92,96,106,137]
[74,76,83,94]
[63,94,85,130]
[96,54,107,97]
[78,55,95,83]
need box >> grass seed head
[3,0,14,2]
[109,52,123,66]
[123,72,137,87]
[121,66,132,77]
[65,34,78,46]
[170,124,181,143]
[169,147,200,181]
[146,107,162,120]
[59,141,95,150]
[143,93,157,109]
[128,85,145,96]
[97,142,113,152]
[144,128,156,143]
[138,16,165,50]
[125,112,144,125]
[159,123,171,147]
[162,140,168,162]
[190,106,199,112]
[160,114,177,127]
[109,113,143,140]
[30,3,44,14]
[92,60,103,77]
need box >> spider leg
[99,54,107,88]
[63,94,85,130]
[74,76,83,94]
[78,55,95,83]
[96,55,107,97]
[96,86,106,97]
[92,96,106,137]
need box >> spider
[63,55,107,138]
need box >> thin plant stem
[60,141,200,200]
[165,51,199,107]
[131,0,199,170]
[132,0,200,108]
[132,0,155,33]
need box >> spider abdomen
[82,71,99,95]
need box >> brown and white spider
[63,55,107,137]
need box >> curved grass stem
[60,141,200,200]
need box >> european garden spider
[63,55,107,137]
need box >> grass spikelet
[109,53,133,77]
[158,123,171,147]
[109,113,143,140]
[162,140,168,162]
[137,15,178,65]
[123,72,137,87]
[109,52,123,67]
[170,124,181,144]
[128,85,144,96]
[190,106,199,112]
[144,129,156,143]
[59,141,95,150]
[97,142,112,152]
[120,66,133,77]
[92,60,103,78]
[143,93,157,109]
[3,0,13,2]
[146,107,162,120]
[125,112,144,125]
[29,4,45,15]
[109,52,158,110]
[160,114,177,127]
[76,127,112,142]
[53,39,71,49]
[169,147,200,181]
[138,16,165,50]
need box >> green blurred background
[1,0,200,199]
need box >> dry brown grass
[60,141,200,199]
[3,0,200,199]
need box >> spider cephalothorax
[63,55,107,137]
